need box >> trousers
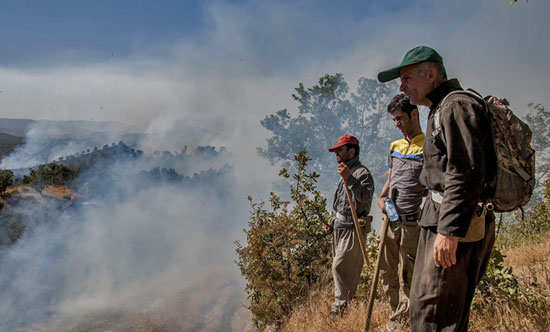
[409,214,495,331]
[380,219,420,322]
[331,227,367,312]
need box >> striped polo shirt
[386,133,426,215]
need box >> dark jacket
[332,156,375,229]
[420,79,491,237]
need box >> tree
[525,102,549,182]
[0,169,14,196]
[23,163,74,188]
[235,151,332,330]
[258,73,399,194]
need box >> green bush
[496,175,550,248]
[475,248,523,308]
[235,151,332,331]
[0,169,14,196]
[22,163,74,188]
[475,176,550,309]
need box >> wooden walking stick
[364,187,396,331]
[342,178,370,268]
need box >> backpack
[435,89,536,212]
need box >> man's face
[399,64,433,106]
[391,108,417,138]
[334,145,353,163]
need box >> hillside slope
[0,132,24,159]
[280,234,550,332]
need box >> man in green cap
[377,46,495,331]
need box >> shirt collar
[426,78,463,111]
[345,156,360,169]
[410,132,425,144]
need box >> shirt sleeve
[386,149,393,169]
[347,166,375,214]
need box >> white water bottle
[384,196,399,222]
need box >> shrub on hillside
[0,169,14,196]
[22,163,75,189]
[235,151,332,331]
[497,175,550,248]
[474,175,550,318]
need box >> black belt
[398,211,420,223]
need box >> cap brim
[377,65,402,83]
[328,143,344,152]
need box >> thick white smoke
[0,141,255,331]
[0,0,548,330]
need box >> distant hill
[0,118,224,171]
[0,132,24,145]
[0,118,142,138]
[0,133,24,159]
[0,118,33,137]
[0,118,146,167]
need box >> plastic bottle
[384,196,399,222]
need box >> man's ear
[427,66,438,83]
[411,108,419,120]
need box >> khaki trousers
[331,227,366,312]
[379,220,420,322]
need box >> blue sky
[0,0,415,67]
[0,0,206,65]
[0,0,423,70]
[0,0,548,159]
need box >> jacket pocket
[459,204,486,243]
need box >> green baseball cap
[377,46,443,83]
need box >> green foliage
[475,248,524,308]
[235,151,332,331]
[0,169,14,196]
[496,175,550,248]
[23,163,75,188]
[357,229,381,294]
[476,175,550,310]
[258,74,400,194]
[525,102,549,199]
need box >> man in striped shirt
[377,93,425,331]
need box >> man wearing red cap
[325,135,374,316]
[377,46,495,331]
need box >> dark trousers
[409,215,495,332]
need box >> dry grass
[279,235,550,332]
[503,235,550,267]
[4,185,43,201]
[281,287,394,332]
[41,185,72,199]
[1,185,73,210]
[468,236,550,332]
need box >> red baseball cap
[328,135,359,152]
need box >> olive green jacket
[332,156,375,229]
[420,79,492,237]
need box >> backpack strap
[432,89,487,140]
